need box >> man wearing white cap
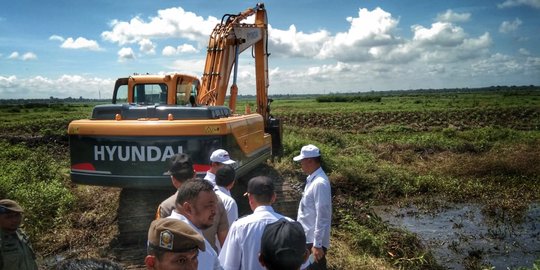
[205,149,236,186]
[293,144,331,270]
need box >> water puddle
[373,203,540,269]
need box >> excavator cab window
[134,83,168,105]
[115,85,128,104]
[176,80,198,106]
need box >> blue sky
[1,0,539,99]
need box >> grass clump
[0,140,75,252]
[332,200,443,270]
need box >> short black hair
[175,179,215,206]
[168,153,194,182]
[215,165,236,187]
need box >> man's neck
[306,165,321,176]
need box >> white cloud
[162,46,177,56]
[101,7,219,46]
[138,39,156,55]
[8,52,19,59]
[499,18,522,33]
[436,10,471,23]
[317,7,401,61]
[412,22,467,47]
[0,75,17,87]
[498,0,540,9]
[22,52,37,61]
[519,48,530,55]
[167,59,205,75]
[61,37,102,51]
[118,47,135,61]
[7,51,37,61]
[0,75,115,99]
[269,25,331,58]
[161,44,198,56]
[49,35,65,42]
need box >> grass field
[1,88,539,269]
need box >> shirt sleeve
[312,179,332,248]
[217,199,230,233]
[218,224,241,270]
[227,201,239,226]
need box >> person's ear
[258,253,267,268]
[182,201,192,215]
[144,255,155,269]
[270,193,277,204]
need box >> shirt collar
[169,211,203,234]
[253,205,275,213]
[215,185,231,196]
[307,167,324,183]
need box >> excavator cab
[111,74,200,106]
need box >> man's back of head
[167,153,194,182]
[246,176,275,205]
[215,165,236,188]
[259,219,308,270]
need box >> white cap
[210,149,236,165]
[293,144,321,161]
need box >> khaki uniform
[156,192,229,252]
[0,229,38,270]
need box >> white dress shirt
[214,186,238,226]
[168,211,223,270]
[204,171,216,186]
[297,167,332,249]
[218,205,292,270]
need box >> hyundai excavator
[68,3,282,244]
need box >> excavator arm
[198,3,269,123]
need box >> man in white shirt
[214,165,238,226]
[145,218,205,270]
[204,149,236,186]
[218,176,292,270]
[293,144,332,270]
[168,179,223,270]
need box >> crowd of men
[0,144,332,270]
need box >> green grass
[268,90,540,114]
[0,140,75,244]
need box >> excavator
[67,3,282,243]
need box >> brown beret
[148,218,205,252]
[0,199,24,214]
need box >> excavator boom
[198,3,269,123]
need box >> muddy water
[373,203,540,269]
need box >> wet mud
[373,202,540,269]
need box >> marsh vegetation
[1,88,539,269]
